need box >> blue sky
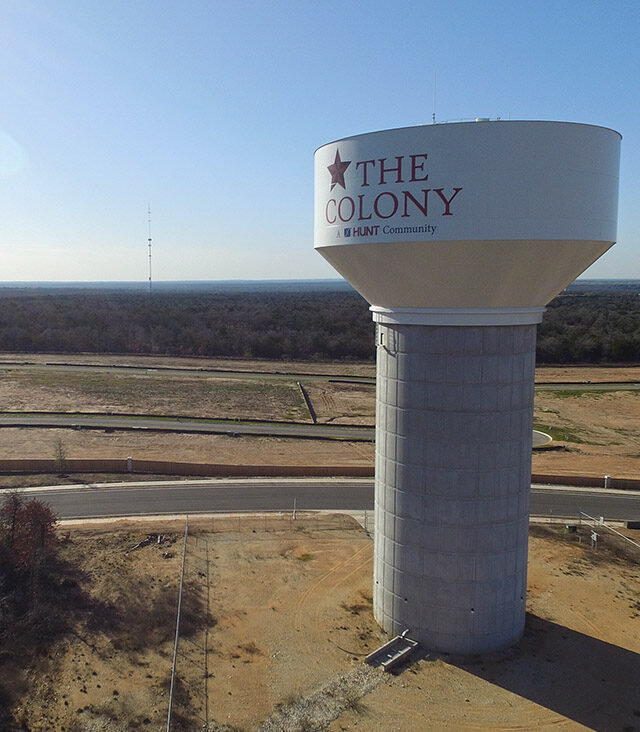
[0,0,638,282]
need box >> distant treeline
[0,287,637,363]
[537,291,640,363]
[0,290,373,361]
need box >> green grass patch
[533,423,585,444]
[535,388,632,398]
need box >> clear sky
[1,0,638,282]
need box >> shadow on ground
[448,613,640,732]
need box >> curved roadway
[0,412,374,441]
[1,362,636,445]
[8,479,640,522]
[0,412,552,446]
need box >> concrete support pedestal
[371,309,540,655]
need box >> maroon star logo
[327,149,351,191]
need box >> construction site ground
[0,358,638,481]
[0,356,639,730]
[1,515,639,731]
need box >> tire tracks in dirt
[293,541,373,661]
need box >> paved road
[535,382,640,391]
[9,479,640,522]
[0,412,374,441]
[0,412,552,446]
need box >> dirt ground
[0,428,375,471]
[1,359,639,729]
[0,358,638,480]
[1,515,639,731]
[303,382,374,426]
[532,390,640,479]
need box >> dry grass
[532,390,640,478]
[0,370,310,422]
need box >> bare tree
[0,494,58,616]
[0,491,24,549]
[53,439,68,474]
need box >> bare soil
[0,353,377,378]
[1,516,639,731]
[1,360,638,729]
[0,428,375,471]
[303,382,374,426]
[532,390,640,479]
[0,358,638,479]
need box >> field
[532,389,640,478]
[1,515,639,731]
[1,356,639,729]
[0,370,311,422]
[0,358,638,481]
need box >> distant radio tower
[147,205,152,295]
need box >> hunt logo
[342,226,379,238]
[325,148,462,228]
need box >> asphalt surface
[10,479,640,522]
[535,382,640,391]
[0,412,552,445]
[0,412,374,441]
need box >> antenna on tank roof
[432,72,437,124]
[147,205,152,295]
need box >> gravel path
[257,665,384,732]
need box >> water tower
[314,121,620,654]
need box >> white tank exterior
[314,121,621,655]
[315,121,620,311]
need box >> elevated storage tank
[314,121,620,654]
